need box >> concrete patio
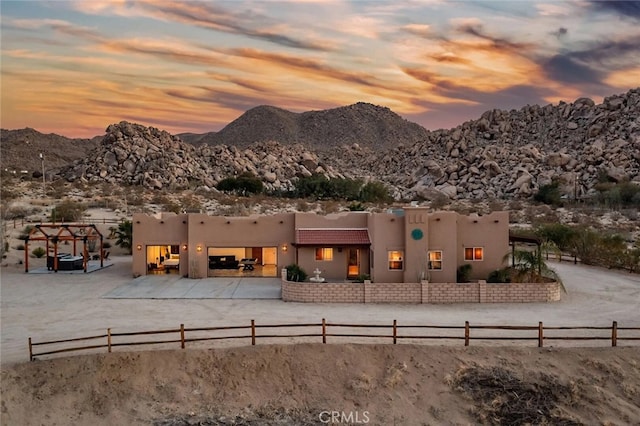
[103,275,282,299]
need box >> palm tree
[505,249,560,283]
[111,220,132,254]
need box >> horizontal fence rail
[28,320,640,361]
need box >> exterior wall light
[136,244,142,251]
[196,245,203,252]
[181,244,188,251]
[282,243,288,252]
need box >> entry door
[347,248,359,278]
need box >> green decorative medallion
[411,228,423,240]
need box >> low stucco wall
[281,279,562,304]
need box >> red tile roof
[295,228,371,246]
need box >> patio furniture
[208,255,239,269]
[239,258,257,271]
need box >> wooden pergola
[24,224,104,273]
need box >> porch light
[281,243,288,252]
[136,244,142,251]
[196,245,203,252]
[181,244,187,251]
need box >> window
[464,247,484,261]
[315,247,333,261]
[388,250,403,270]
[428,250,442,270]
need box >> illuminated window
[315,247,333,261]
[428,250,442,270]
[464,247,484,261]
[388,250,403,270]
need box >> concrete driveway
[103,275,281,299]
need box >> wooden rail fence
[28,320,640,361]
[3,217,123,231]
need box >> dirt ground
[1,344,639,425]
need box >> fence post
[322,318,326,344]
[107,328,112,353]
[538,322,544,347]
[393,320,397,344]
[612,321,617,347]
[28,337,33,361]
[464,321,470,346]
[251,320,256,345]
[180,324,185,349]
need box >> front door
[347,248,359,279]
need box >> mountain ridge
[2,88,639,201]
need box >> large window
[464,247,484,261]
[388,250,403,270]
[428,250,442,270]
[315,247,333,261]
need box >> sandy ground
[1,344,639,425]
[1,207,640,425]
[1,256,639,367]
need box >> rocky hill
[56,122,345,192]
[189,102,429,151]
[5,88,640,200]
[359,89,640,200]
[0,128,99,176]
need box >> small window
[388,250,403,270]
[315,247,333,261]
[428,250,442,270]
[464,247,484,261]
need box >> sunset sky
[2,0,640,138]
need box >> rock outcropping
[46,87,640,199]
[58,122,345,192]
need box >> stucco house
[132,207,509,283]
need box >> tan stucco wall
[132,209,510,282]
[132,213,189,277]
[457,211,510,280]
[368,212,405,283]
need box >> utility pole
[39,153,45,198]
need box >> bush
[217,173,263,195]
[31,247,46,258]
[102,241,112,249]
[16,244,25,251]
[487,268,511,283]
[359,181,392,203]
[534,182,562,206]
[353,274,370,283]
[51,200,86,222]
[285,264,308,282]
[457,264,472,283]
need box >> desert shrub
[31,247,46,258]
[353,274,371,283]
[487,268,511,283]
[359,181,392,203]
[285,264,308,282]
[18,225,34,241]
[535,223,577,252]
[16,244,25,251]
[292,174,363,201]
[348,202,366,211]
[50,199,86,222]
[217,173,263,195]
[533,181,562,206]
[594,181,640,208]
[457,264,472,283]
[102,241,112,249]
